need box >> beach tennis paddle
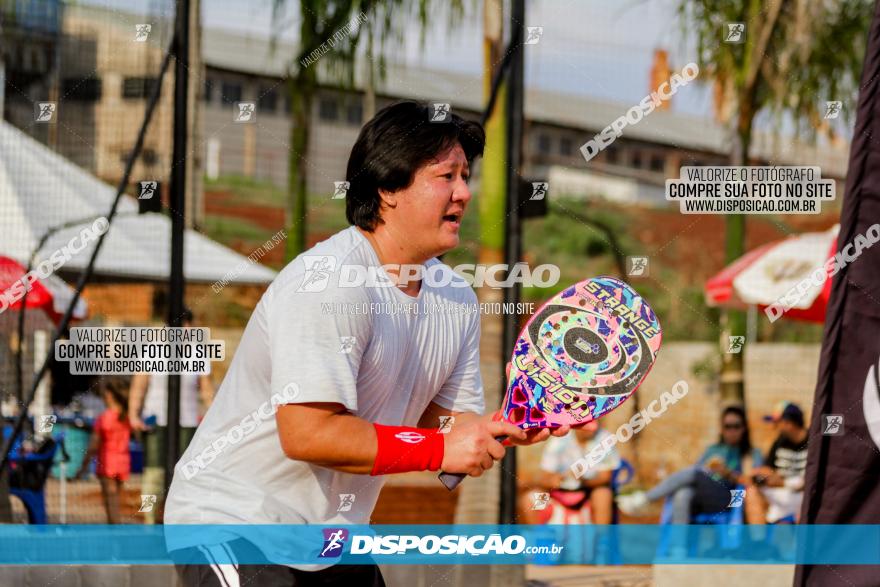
[438,276,662,490]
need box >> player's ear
[378,188,398,210]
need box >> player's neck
[357,226,431,266]
[357,226,428,297]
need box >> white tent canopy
[0,121,276,284]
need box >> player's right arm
[276,402,525,476]
[269,263,525,477]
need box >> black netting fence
[1,0,183,524]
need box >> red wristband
[370,424,445,476]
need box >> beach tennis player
[165,101,571,586]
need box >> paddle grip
[438,435,508,490]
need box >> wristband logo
[319,528,349,558]
[394,431,426,444]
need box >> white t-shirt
[142,373,201,428]
[165,227,485,568]
[539,429,621,490]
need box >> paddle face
[501,276,662,430]
[438,276,661,490]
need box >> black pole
[165,0,190,498]
[499,0,525,525]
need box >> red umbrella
[0,256,88,322]
[705,225,838,323]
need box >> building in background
[200,29,849,206]
[1,4,850,218]
[1,2,206,228]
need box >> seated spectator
[617,406,762,522]
[520,420,620,525]
[748,401,808,523]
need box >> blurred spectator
[520,420,620,524]
[748,401,808,523]
[128,309,214,524]
[76,376,131,524]
[617,406,762,522]
[49,327,96,408]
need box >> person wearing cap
[748,401,809,523]
[521,420,620,525]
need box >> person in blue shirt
[617,406,762,523]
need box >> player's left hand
[498,363,588,446]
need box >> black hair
[182,307,194,323]
[100,376,130,423]
[344,100,486,231]
[719,405,752,457]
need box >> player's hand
[441,417,526,477]
[502,361,579,445]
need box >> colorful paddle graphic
[439,276,662,490]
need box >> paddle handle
[438,435,508,490]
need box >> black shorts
[174,537,385,587]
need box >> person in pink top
[76,376,131,524]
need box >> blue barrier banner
[0,525,878,565]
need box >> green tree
[677,0,873,405]
[273,0,466,260]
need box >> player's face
[388,143,472,259]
